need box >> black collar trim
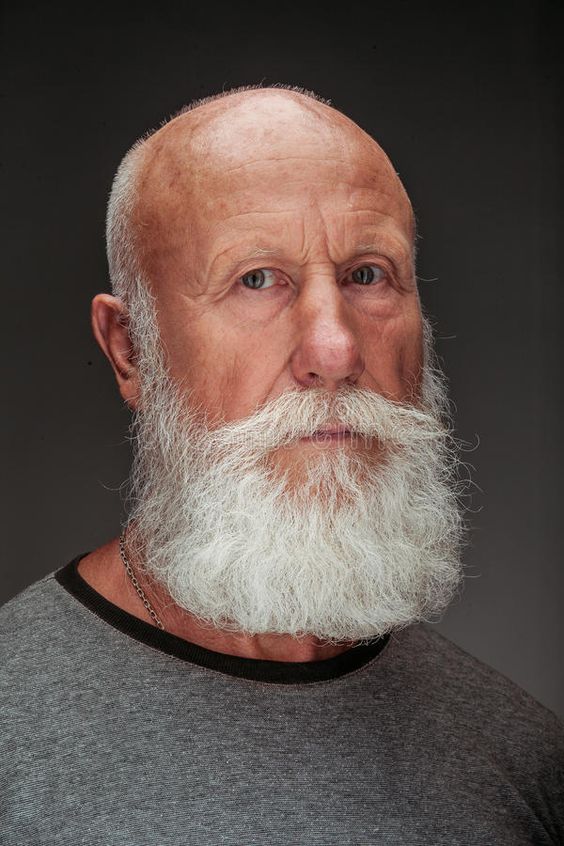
[54,554,390,685]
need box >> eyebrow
[355,242,411,262]
[235,242,410,266]
[237,247,282,263]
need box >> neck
[77,536,356,662]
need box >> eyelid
[233,257,410,293]
[238,266,279,290]
[346,257,409,293]
[348,260,385,272]
[344,259,387,281]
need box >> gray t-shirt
[1,554,563,845]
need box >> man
[1,84,562,844]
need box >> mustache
[174,385,450,456]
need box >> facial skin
[87,90,451,661]
[98,89,422,449]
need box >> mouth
[300,426,353,442]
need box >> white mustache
[194,386,448,456]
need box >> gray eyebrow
[355,242,395,254]
[233,242,411,270]
[355,241,412,263]
[239,247,281,262]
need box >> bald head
[107,86,415,304]
[141,87,410,194]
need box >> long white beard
[124,284,466,643]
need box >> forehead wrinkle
[331,202,411,242]
[219,154,347,177]
[137,130,413,270]
[203,208,412,279]
[208,209,295,223]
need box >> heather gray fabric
[1,563,563,846]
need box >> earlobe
[91,293,141,409]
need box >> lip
[314,427,351,435]
[300,426,352,440]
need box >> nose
[289,273,365,390]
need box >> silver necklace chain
[119,531,165,630]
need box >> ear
[91,294,141,410]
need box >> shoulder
[0,569,64,635]
[396,623,564,764]
[0,561,91,680]
[380,625,564,843]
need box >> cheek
[216,335,290,422]
[364,308,423,401]
[403,334,425,401]
[161,315,288,425]
[396,311,425,398]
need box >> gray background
[1,1,562,718]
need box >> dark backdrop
[1,1,562,718]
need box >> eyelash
[238,264,390,292]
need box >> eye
[240,268,277,290]
[350,264,386,285]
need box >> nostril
[301,372,323,388]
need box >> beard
[124,283,466,644]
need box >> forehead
[134,94,414,276]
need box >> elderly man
[1,85,563,844]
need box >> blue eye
[351,265,385,285]
[240,268,277,290]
